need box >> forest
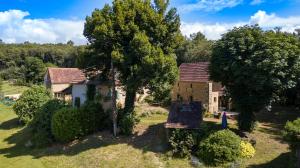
[0,33,212,85]
[0,41,85,84]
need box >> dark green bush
[168,122,220,158]
[78,101,109,134]
[169,129,203,158]
[119,112,140,135]
[30,99,66,147]
[51,107,82,142]
[51,101,110,143]
[13,86,51,124]
[198,129,241,166]
[283,118,300,150]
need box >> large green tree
[177,32,213,65]
[210,25,300,131]
[24,57,46,84]
[84,0,181,115]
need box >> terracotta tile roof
[179,62,210,82]
[47,68,86,84]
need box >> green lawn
[1,81,29,95]
[0,103,298,168]
[0,103,192,168]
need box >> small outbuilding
[171,62,223,113]
[165,101,202,129]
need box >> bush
[30,99,66,147]
[168,122,220,158]
[283,118,300,150]
[119,112,140,135]
[13,86,51,124]
[51,107,82,142]
[78,101,109,134]
[240,141,255,158]
[198,129,241,166]
[51,101,110,143]
[169,129,203,158]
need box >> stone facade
[171,81,219,113]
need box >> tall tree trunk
[238,109,256,132]
[111,61,117,137]
[124,86,137,114]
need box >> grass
[0,103,192,168]
[1,81,29,95]
[0,103,298,168]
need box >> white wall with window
[72,84,87,107]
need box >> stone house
[44,67,148,111]
[171,62,223,113]
[44,68,86,100]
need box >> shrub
[78,101,109,134]
[283,118,300,150]
[198,129,241,166]
[13,86,51,124]
[51,107,82,142]
[240,141,255,158]
[169,129,203,158]
[30,99,66,147]
[119,112,140,135]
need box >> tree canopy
[210,25,300,131]
[0,42,84,84]
[84,0,182,114]
[176,32,213,65]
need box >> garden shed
[165,101,202,129]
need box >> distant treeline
[0,42,86,84]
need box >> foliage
[13,86,51,124]
[283,118,300,150]
[51,107,82,142]
[150,83,172,106]
[168,122,221,158]
[119,112,140,135]
[78,101,109,134]
[51,101,110,142]
[24,57,46,84]
[83,0,182,115]
[177,32,213,65]
[30,99,67,147]
[0,43,84,83]
[198,130,241,166]
[0,78,3,98]
[210,25,300,131]
[240,141,255,158]
[169,129,203,158]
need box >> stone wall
[171,81,219,113]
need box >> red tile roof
[179,62,210,82]
[47,68,86,84]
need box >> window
[214,97,217,102]
[54,93,63,99]
[190,84,193,88]
[74,97,81,108]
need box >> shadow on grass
[0,118,21,130]
[0,118,170,159]
[248,152,292,168]
[256,106,300,129]
[255,106,300,141]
